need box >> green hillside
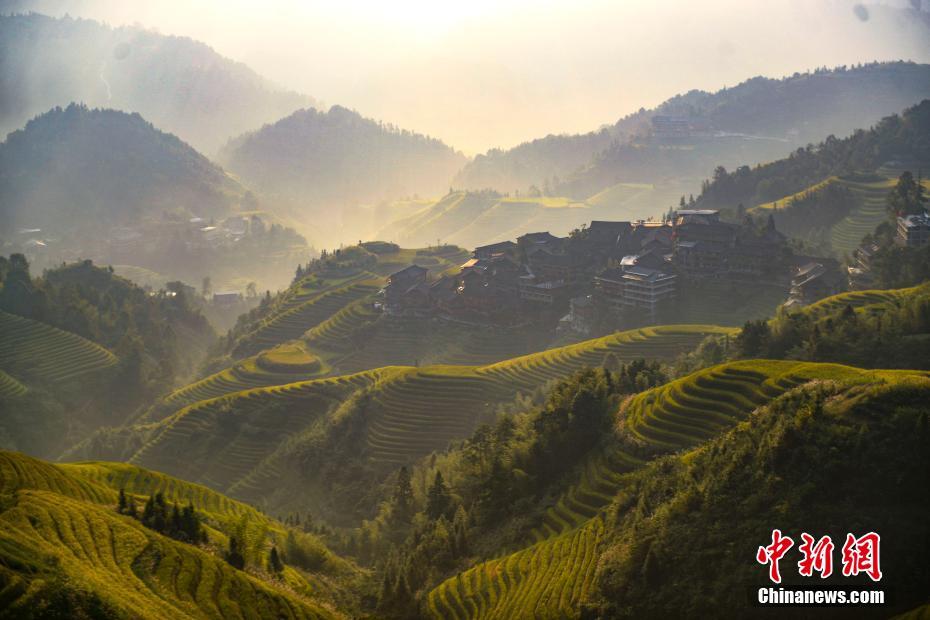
[754,172,929,257]
[233,280,381,357]
[110,326,730,520]
[696,99,930,257]
[424,362,929,619]
[219,105,466,235]
[0,450,357,619]
[588,372,930,618]
[224,244,467,360]
[798,285,918,319]
[0,310,117,383]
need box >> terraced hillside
[227,244,469,360]
[755,172,930,257]
[476,325,736,392]
[797,285,918,319]
[311,313,551,374]
[428,517,605,620]
[129,326,731,502]
[161,350,328,414]
[828,176,896,256]
[234,280,380,356]
[0,310,117,383]
[428,361,926,619]
[0,451,353,619]
[0,369,27,398]
[132,370,385,492]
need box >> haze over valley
[2,2,930,619]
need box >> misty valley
[1,3,930,619]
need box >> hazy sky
[10,0,930,153]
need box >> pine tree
[227,536,246,570]
[452,505,469,557]
[391,466,415,527]
[141,494,156,528]
[425,471,451,520]
[269,546,284,573]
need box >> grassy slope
[426,361,928,619]
[0,451,355,619]
[0,310,117,384]
[127,326,733,504]
[754,172,930,257]
[796,284,920,319]
[589,371,930,618]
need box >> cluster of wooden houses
[382,209,844,332]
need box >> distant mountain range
[454,62,930,199]
[219,105,467,216]
[0,103,247,236]
[0,13,313,154]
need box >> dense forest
[0,12,313,154]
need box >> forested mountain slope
[219,106,466,217]
[0,104,247,236]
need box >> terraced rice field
[132,371,384,492]
[61,461,269,526]
[621,362,806,452]
[799,286,916,319]
[0,369,27,398]
[364,367,514,465]
[163,356,325,410]
[529,450,642,543]
[143,326,733,485]
[828,177,895,256]
[364,326,732,465]
[0,451,341,620]
[477,326,735,392]
[0,310,117,383]
[427,517,604,620]
[236,281,380,355]
[319,316,547,373]
[426,361,925,619]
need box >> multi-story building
[594,265,677,322]
[896,213,930,247]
